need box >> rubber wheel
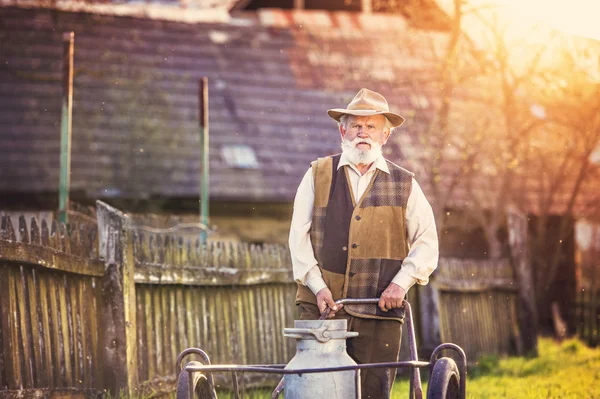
[176,361,217,399]
[427,357,460,399]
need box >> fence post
[97,200,138,396]
[507,206,538,356]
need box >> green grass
[391,338,600,399]
[161,338,600,398]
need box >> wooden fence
[433,258,520,362]
[0,212,104,396]
[0,202,297,397]
[131,226,297,392]
[1,200,532,397]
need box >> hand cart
[175,299,466,399]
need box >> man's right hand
[316,288,342,318]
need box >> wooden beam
[97,201,138,396]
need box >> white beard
[341,136,383,166]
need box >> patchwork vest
[295,154,414,322]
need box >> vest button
[342,246,348,251]
[351,243,358,249]
[355,215,361,221]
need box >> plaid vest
[295,154,413,321]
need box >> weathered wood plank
[0,241,104,276]
[135,289,147,382]
[15,268,35,388]
[435,277,518,292]
[0,265,18,389]
[154,288,164,377]
[41,219,50,248]
[144,288,156,380]
[265,286,276,364]
[199,291,209,359]
[59,224,71,255]
[235,291,246,365]
[183,287,194,353]
[1,215,17,241]
[18,216,30,244]
[168,287,177,371]
[47,275,63,387]
[175,287,187,354]
[79,279,90,388]
[58,275,73,387]
[258,286,270,363]
[207,289,218,361]
[133,263,293,286]
[70,278,82,388]
[68,224,82,258]
[246,288,260,365]
[26,270,44,387]
[88,277,101,389]
[30,217,41,246]
[38,273,55,387]
[50,220,60,252]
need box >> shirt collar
[338,152,390,175]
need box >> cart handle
[319,298,405,320]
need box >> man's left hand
[378,283,406,312]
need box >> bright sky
[497,0,600,41]
[436,0,600,41]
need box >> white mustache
[347,137,374,147]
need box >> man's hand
[379,283,406,312]
[316,288,342,318]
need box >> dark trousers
[298,302,402,399]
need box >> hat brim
[327,109,405,128]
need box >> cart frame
[175,299,466,399]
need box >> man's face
[340,115,391,151]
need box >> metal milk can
[283,319,360,399]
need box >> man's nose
[357,130,369,138]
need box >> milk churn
[283,319,360,399]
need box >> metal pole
[199,78,209,242]
[58,31,74,224]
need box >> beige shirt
[289,153,439,295]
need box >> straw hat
[327,88,405,128]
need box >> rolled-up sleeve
[392,178,439,292]
[289,168,327,295]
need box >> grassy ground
[210,338,600,398]
[392,337,600,398]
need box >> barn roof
[1,5,597,218]
[0,6,446,201]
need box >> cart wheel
[427,357,460,399]
[176,361,218,399]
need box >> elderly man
[289,88,439,398]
